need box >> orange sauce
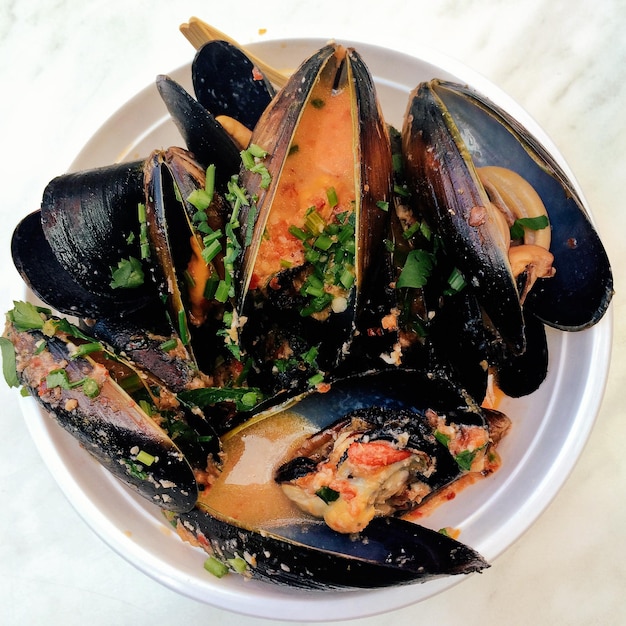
[185,235,213,325]
[253,83,356,287]
[198,412,317,527]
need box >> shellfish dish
[1,19,613,597]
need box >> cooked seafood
[402,79,613,395]
[1,33,613,591]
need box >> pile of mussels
[2,40,613,590]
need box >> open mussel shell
[156,75,241,187]
[143,147,229,372]
[404,79,613,335]
[89,310,202,394]
[39,161,155,304]
[174,369,489,589]
[235,43,392,385]
[191,40,275,130]
[11,210,146,318]
[176,506,488,589]
[6,322,201,513]
[13,162,158,318]
[403,83,526,355]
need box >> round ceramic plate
[19,38,612,621]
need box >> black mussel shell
[156,75,241,188]
[39,161,156,304]
[11,210,151,318]
[7,324,199,512]
[403,83,526,355]
[192,40,275,130]
[175,506,488,589]
[428,80,613,331]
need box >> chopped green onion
[203,274,220,300]
[187,189,212,211]
[192,210,208,224]
[135,450,155,466]
[376,200,389,212]
[240,148,255,170]
[205,164,216,205]
[313,234,333,251]
[204,557,229,578]
[227,556,248,574]
[288,225,309,241]
[71,342,103,359]
[394,183,410,198]
[392,152,404,174]
[81,377,100,399]
[308,372,324,386]
[339,269,355,289]
[305,283,325,298]
[445,267,467,295]
[178,386,264,412]
[248,143,268,159]
[177,309,189,346]
[241,391,259,407]
[214,280,231,303]
[159,338,178,352]
[326,187,338,208]
[139,400,155,416]
[201,238,222,264]
[305,208,326,235]
[402,220,422,240]
[316,486,340,503]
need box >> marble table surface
[1,1,624,624]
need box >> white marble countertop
[1,1,624,624]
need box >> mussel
[402,79,613,395]
[170,369,494,588]
[4,305,219,512]
[233,43,393,399]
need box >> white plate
[19,38,612,621]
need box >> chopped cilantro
[434,430,451,447]
[510,215,549,240]
[455,449,477,472]
[0,337,19,388]
[396,249,435,289]
[110,256,144,289]
[7,301,48,331]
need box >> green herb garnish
[396,249,435,289]
[0,337,19,388]
[510,215,549,240]
[204,556,229,578]
[316,486,340,504]
[110,256,144,289]
[454,449,478,472]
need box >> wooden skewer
[179,17,290,88]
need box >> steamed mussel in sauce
[2,32,613,591]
